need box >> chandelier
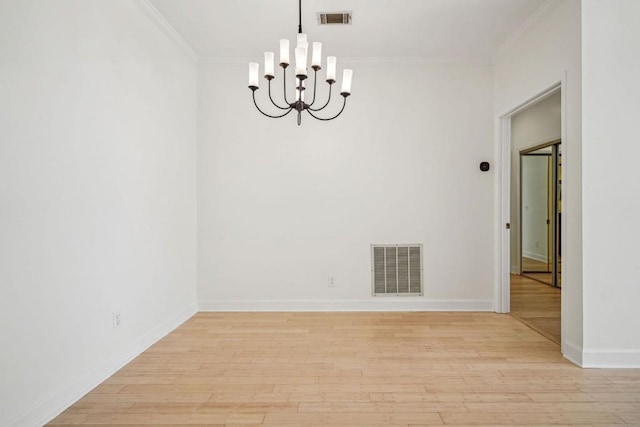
[248,0,353,126]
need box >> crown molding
[131,0,200,63]
[328,57,492,66]
[493,0,559,63]
[199,56,493,67]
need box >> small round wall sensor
[480,161,490,172]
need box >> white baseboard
[199,299,494,312]
[8,304,198,427]
[562,340,583,367]
[522,251,548,263]
[562,341,640,368]
[581,349,640,368]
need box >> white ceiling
[148,0,547,61]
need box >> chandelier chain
[298,0,303,34]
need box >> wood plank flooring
[511,274,561,344]
[521,257,562,287]
[49,312,640,426]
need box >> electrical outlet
[328,276,336,287]
[112,310,122,331]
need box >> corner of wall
[130,0,200,63]
[8,304,197,427]
[493,0,560,63]
[562,339,583,367]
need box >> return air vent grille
[372,244,423,296]
[317,12,352,25]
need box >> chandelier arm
[307,69,319,107]
[306,96,347,121]
[268,79,289,110]
[252,91,294,118]
[282,66,293,106]
[308,83,333,111]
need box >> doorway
[504,88,562,344]
[520,141,562,288]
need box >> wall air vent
[371,244,423,296]
[317,12,352,25]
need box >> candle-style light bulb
[294,47,307,77]
[326,56,337,82]
[299,41,309,64]
[311,42,322,69]
[296,33,307,48]
[248,62,259,88]
[279,39,290,66]
[340,69,353,95]
[264,52,275,78]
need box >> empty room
[2,0,640,426]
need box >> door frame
[494,82,562,314]
[519,140,561,286]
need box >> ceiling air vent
[317,12,352,25]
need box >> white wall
[0,1,198,424]
[581,0,640,367]
[198,60,494,311]
[521,155,550,263]
[510,92,561,272]
[493,0,582,363]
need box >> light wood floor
[511,274,561,344]
[49,312,640,426]
[522,257,562,287]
